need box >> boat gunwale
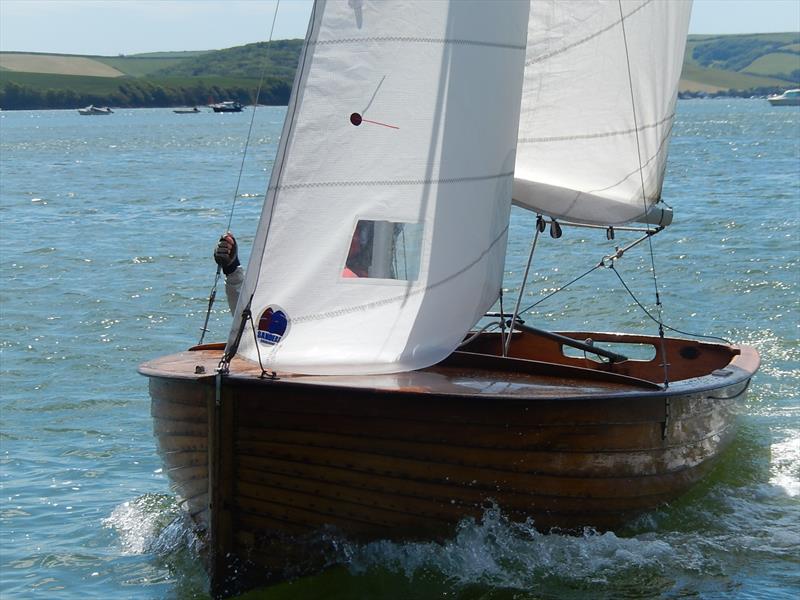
[139,341,758,403]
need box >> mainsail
[514,0,691,226]
[226,0,529,374]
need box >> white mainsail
[514,0,692,226]
[226,0,529,374]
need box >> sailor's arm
[224,266,244,313]
[214,233,243,312]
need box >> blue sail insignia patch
[257,306,289,346]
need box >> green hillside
[0,42,298,110]
[152,40,302,79]
[1,33,798,109]
[93,56,199,78]
[680,32,799,94]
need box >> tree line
[678,85,796,99]
[0,77,292,110]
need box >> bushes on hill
[692,35,800,77]
[0,77,292,110]
[154,40,302,79]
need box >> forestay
[226,0,529,375]
[514,0,692,226]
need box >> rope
[608,265,732,345]
[197,265,221,344]
[459,321,502,349]
[228,0,282,232]
[197,0,282,345]
[245,0,318,324]
[617,0,670,387]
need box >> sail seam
[313,37,525,51]
[584,120,674,196]
[518,113,673,144]
[291,225,510,324]
[516,120,673,216]
[268,171,514,191]
[525,0,653,66]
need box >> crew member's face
[349,231,361,257]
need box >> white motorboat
[767,89,800,106]
[77,105,113,115]
[210,101,244,113]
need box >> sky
[0,0,798,56]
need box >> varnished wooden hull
[141,331,758,596]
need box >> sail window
[343,220,423,281]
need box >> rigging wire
[510,247,731,347]
[517,262,604,317]
[617,0,670,387]
[198,0,282,345]
[504,216,543,357]
[508,221,731,347]
[499,289,506,353]
[607,265,732,345]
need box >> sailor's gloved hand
[214,232,240,275]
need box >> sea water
[0,101,798,598]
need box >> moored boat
[174,107,202,114]
[767,89,800,106]
[140,1,759,597]
[78,104,113,115]
[210,101,244,113]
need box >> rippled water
[1,101,798,598]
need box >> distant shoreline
[0,88,790,112]
[1,32,797,111]
[0,97,788,114]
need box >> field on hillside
[744,53,800,77]
[0,53,124,77]
[1,71,125,93]
[680,62,791,92]
[0,71,262,93]
[680,32,799,92]
[94,56,192,77]
[0,51,213,78]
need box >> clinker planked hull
[141,331,757,596]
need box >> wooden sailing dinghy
[140,0,758,595]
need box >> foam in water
[102,493,200,557]
[336,504,675,589]
[770,433,800,497]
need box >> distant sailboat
[140,1,759,596]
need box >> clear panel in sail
[514,0,692,226]
[227,0,530,375]
[342,220,424,281]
